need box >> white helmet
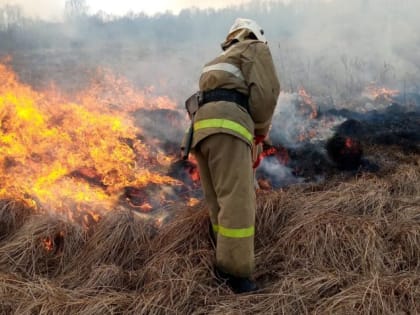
[227,18,267,43]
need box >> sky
[0,0,261,19]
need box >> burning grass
[1,55,419,313]
[0,148,419,314]
[0,214,86,279]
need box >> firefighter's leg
[199,133,255,278]
[193,142,219,230]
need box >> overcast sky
[0,0,268,19]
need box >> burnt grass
[261,102,420,185]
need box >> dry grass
[0,215,86,279]
[0,146,419,314]
[0,199,32,241]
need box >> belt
[199,88,249,113]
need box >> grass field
[0,144,419,314]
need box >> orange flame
[42,237,54,252]
[78,68,178,112]
[187,198,199,207]
[364,84,399,102]
[186,156,200,182]
[255,145,289,168]
[298,88,318,120]
[0,62,180,222]
[42,231,64,253]
[345,137,354,149]
[296,88,319,142]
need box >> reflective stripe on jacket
[192,39,280,148]
[202,63,245,81]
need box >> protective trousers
[194,133,256,277]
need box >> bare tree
[0,5,24,30]
[65,0,88,19]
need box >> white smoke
[270,92,345,147]
[0,0,418,148]
[257,157,304,188]
[0,0,64,20]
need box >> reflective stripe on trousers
[213,224,254,238]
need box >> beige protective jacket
[191,39,280,148]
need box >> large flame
[0,62,180,221]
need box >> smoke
[0,0,64,19]
[270,92,346,147]
[276,0,420,98]
[0,0,419,146]
[1,0,419,205]
[257,156,304,188]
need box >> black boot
[215,267,258,294]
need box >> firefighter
[184,18,280,293]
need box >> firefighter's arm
[243,42,280,137]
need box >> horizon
[0,0,278,20]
